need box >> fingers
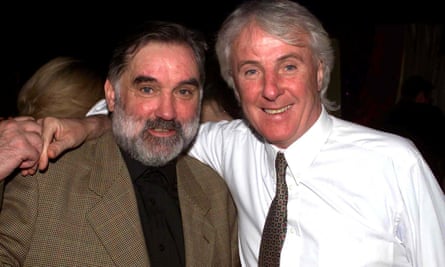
[38,116,97,172]
[13,116,36,122]
[19,159,39,176]
[16,127,42,176]
[11,117,42,137]
[0,118,42,179]
[38,148,50,171]
[39,117,57,147]
[21,169,36,177]
[39,117,57,170]
[38,117,72,164]
[47,142,67,159]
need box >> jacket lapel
[82,133,218,266]
[85,132,150,267]
[176,156,216,266]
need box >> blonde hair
[17,56,105,118]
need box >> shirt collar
[265,106,333,175]
[119,148,177,182]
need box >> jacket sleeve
[0,174,39,266]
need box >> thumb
[47,141,68,159]
[38,117,60,170]
[38,121,52,171]
[38,141,49,171]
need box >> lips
[263,104,292,114]
[147,127,176,137]
[152,128,171,132]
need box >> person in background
[17,56,105,118]
[24,0,445,266]
[200,56,240,122]
[200,80,237,122]
[0,57,104,182]
[381,75,445,191]
[0,21,239,266]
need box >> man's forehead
[128,44,197,72]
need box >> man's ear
[104,80,116,112]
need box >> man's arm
[38,115,111,171]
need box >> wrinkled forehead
[128,42,199,77]
[231,22,311,61]
[235,21,310,49]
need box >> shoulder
[199,119,249,135]
[330,116,421,160]
[178,155,220,176]
[177,155,227,189]
[48,130,117,170]
[197,119,260,146]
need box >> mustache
[144,118,181,131]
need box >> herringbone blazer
[0,131,240,267]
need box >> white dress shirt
[189,107,445,267]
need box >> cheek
[305,77,321,98]
[286,73,318,96]
[124,99,156,117]
[236,80,260,102]
[306,66,322,91]
[177,100,200,118]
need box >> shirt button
[159,244,165,251]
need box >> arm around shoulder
[38,115,111,170]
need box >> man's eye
[132,86,157,98]
[139,86,154,94]
[175,87,197,99]
[244,69,257,76]
[178,88,192,95]
[284,64,297,71]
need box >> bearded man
[0,21,239,267]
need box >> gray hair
[108,20,208,96]
[215,0,338,111]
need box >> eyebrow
[238,60,258,70]
[133,75,200,88]
[277,53,304,63]
[237,53,305,71]
[134,75,156,84]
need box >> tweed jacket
[0,131,240,267]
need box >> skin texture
[231,23,324,148]
[33,43,201,173]
[105,43,200,122]
[0,117,42,179]
[105,42,201,166]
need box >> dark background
[2,0,443,119]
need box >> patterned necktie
[258,152,288,267]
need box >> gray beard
[111,102,199,167]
